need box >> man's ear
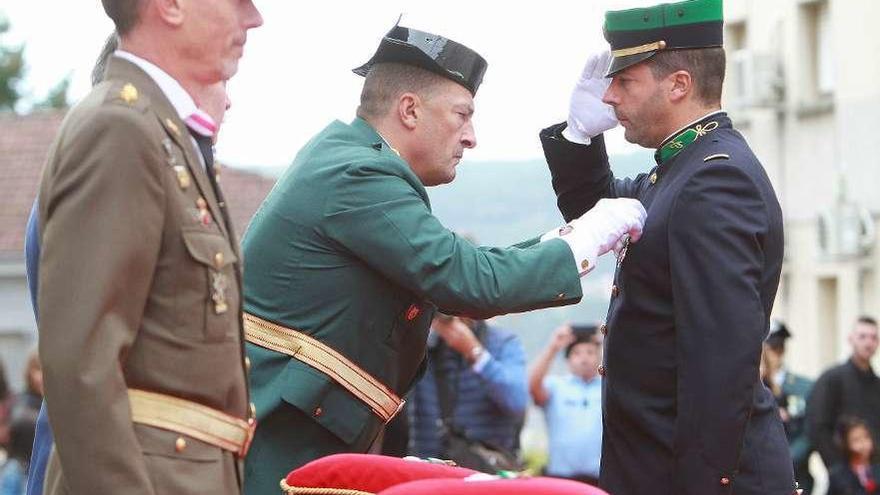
[668,70,693,103]
[154,0,185,27]
[397,92,421,130]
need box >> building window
[726,21,748,104]
[800,0,835,99]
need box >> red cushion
[282,454,478,494]
[377,477,610,495]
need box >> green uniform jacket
[780,371,813,465]
[37,57,249,495]
[242,118,582,483]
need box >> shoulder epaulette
[105,81,150,111]
[703,153,730,163]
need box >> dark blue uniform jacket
[540,113,795,495]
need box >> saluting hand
[563,50,619,145]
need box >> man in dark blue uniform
[538,0,797,493]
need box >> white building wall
[724,0,879,385]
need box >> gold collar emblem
[120,83,138,104]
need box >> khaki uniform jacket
[38,57,249,495]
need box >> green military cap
[603,0,724,77]
[353,25,488,95]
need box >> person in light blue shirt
[529,324,603,485]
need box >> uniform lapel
[104,57,232,241]
[158,116,232,241]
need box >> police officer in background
[539,0,796,493]
[37,1,262,494]
[241,24,646,494]
[762,321,815,493]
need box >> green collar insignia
[656,120,719,164]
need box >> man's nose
[461,121,477,149]
[602,82,618,106]
[244,1,264,30]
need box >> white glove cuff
[540,224,598,277]
[561,126,592,146]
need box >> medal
[196,197,212,226]
[616,237,630,267]
[174,165,191,189]
[211,271,229,314]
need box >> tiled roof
[0,110,276,259]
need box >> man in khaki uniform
[37,1,262,494]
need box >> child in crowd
[828,417,880,495]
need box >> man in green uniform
[763,321,814,493]
[241,25,646,493]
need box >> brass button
[580,259,590,271]
[214,252,224,268]
[597,365,606,376]
[649,172,658,184]
[556,292,566,300]
[600,324,608,336]
[244,356,251,371]
[313,407,323,417]
[611,285,620,297]
[720,477,730,486]
[175,436,187,452]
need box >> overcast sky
[3,1,656,169]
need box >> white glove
[562,50,619,145]
[542,198,646,276]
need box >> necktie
[185,113,232,234]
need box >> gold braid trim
[612,40,667,57]
[243,312,405,423]
[280,478,375,495]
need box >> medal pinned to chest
[162,138,193,190]
[194,197,212,226]
[211,251,229,315]
[616,236,631,267]
[211,271,229,314]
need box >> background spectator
[0,407,37,495]
[0,361,10,452]
[10,351,41,422]
[409,316,527,468]
[808,316,880,469]
[827,417,880,495]
[528,324,603,485]
[762,320,815,493]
